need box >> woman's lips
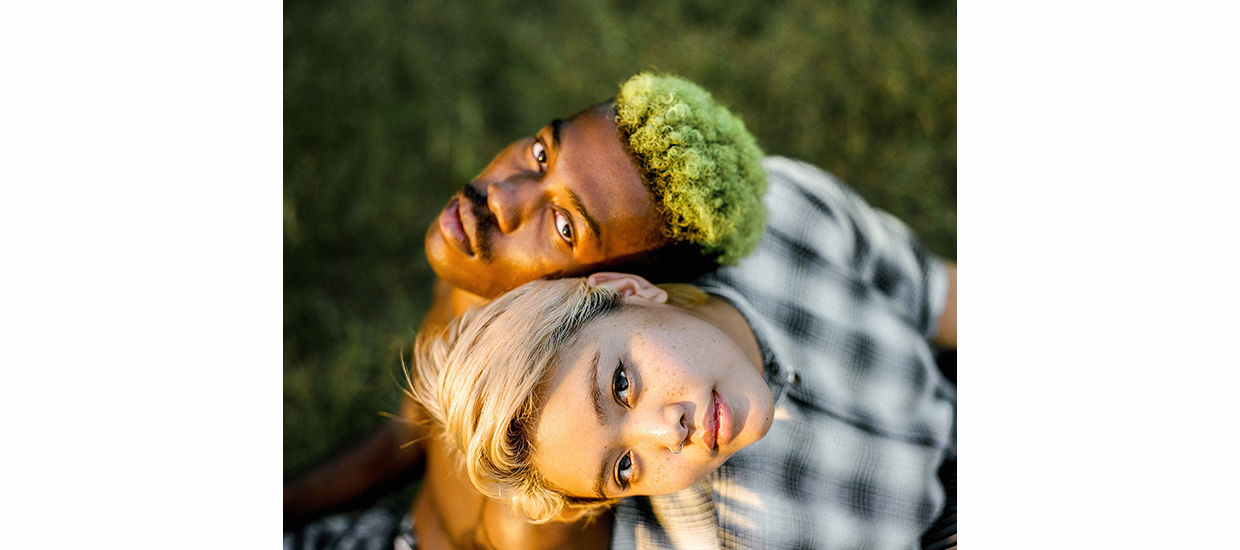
[703,392,718,451]
[714,390,734,450]
[704,390,734,451]
[438,196,474,256]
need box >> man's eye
[615,451,633,489]
[531,140,547,166]
[612,360,630,406]
[553,209,574,244]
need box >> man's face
[424,105,667,298]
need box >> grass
[284,0,956,491]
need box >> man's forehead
[544,102,607,132]
[551,106,663,260]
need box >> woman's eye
[616,452,633,489]
[553,209,574,244]
[531,140,547,166]
[612,361,630,406]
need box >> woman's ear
[586,272,668,304]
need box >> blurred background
[284,0,956,493]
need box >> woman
[410,161,958,549]
[411,272,777,522]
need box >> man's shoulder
[761,155,859,215]
[761,155,843,187]
[420,278,488,334]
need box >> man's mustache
[460,184,495,262]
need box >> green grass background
[284,0,956,492]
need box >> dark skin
[284,104,961,549]
[422,104,668,300]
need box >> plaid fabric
[283,503,417,550]
[612,157,957,550]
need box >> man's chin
[425,232,463,283]
[425,237,492,298]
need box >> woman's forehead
[533,339,611,498]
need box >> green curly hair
[614,72,767,266]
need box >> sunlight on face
[531,301,774,500]
[424,105,666,298]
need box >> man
[285,73,957,550]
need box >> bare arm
[480,498,612,550]
[284,277,479,526]
[411,490,611,550]
[283,414,428,528]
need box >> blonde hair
[410,278,706,523]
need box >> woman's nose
[634,403,689,451]
[486,176,542,234]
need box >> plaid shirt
[611,157,956,550]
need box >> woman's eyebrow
[593,463,610,501]
[588,348,612,499]
[590,349,606,422]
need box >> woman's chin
[736,392,776,452]
[732,400,774,457]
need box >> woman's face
[531,298,774,500]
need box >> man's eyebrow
[590,349,610,500]
[550,118,564,149]
[568,189,602,243]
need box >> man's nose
[485,176,544,234]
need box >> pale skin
[533,273,775,501]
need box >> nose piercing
[671,442,684,454]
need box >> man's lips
[437,196,474,257]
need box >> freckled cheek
[649,372,692,398]
[645,456,702,493]
[634,334,698,392]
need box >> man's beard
[460,184,495,262]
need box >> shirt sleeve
[761,156,950,340]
